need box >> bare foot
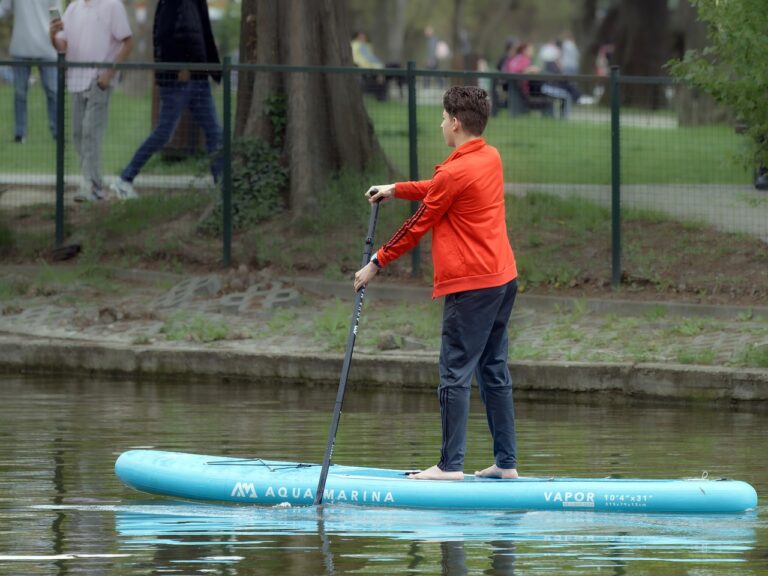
[474,464,519,479]
[407,465,464,481]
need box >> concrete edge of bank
[1,335,766,403]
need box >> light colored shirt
[0,0,61,60]
[560,39,580,74]
[57,0,132,92]
[351,40,383,69]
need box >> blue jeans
[121,80,222,182]
[13,59,58,139]
[437,279,518,472]
[540,83,573,119]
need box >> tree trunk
[670,0,728,125]
[121,0,155,97]
[449,0,475,85]
[386,0,408,65]
[575,0,600,75]
[237,0,384,220]
[473,2,516,63]
[611,0,669,108]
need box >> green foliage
[666,317,709,337]
[737,344,768,368]
[161,313,231,343]
[267,309,299,333]
[668,0,768,167]
[0,218,14,255]
[264,94,288,147]
[313,299,350,351]
[283,163,409,277]
[90,192,208,237]
[202,138,289,234]
[507,192,607,288]
[0,275,28,301]
[0,261,117,300]
[511,191,609,234]
[675,348,716,365]
[303,167,380,234]
[359,301,442,350]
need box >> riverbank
[1,264,767,402]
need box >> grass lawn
[1,167,766,307]
[0,80,209,178]
[365,99,751,185]
[0,82,751,186]
[1,77,763,307]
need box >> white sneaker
[111,177,139,200]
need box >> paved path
[2,175,765,242]
[506,183,768,242]
[0,174,213,208]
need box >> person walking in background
[111,0,222,201]
[354,86,519,482]
[424,25,438,79]
[49,0,132,203]
[0,0,62,143]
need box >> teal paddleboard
[115,450,758,514]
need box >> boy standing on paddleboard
[354,85,519,481]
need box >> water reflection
[106,501,760,574]
[1,376,767,575]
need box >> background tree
[0,16,10,59]
[236,0,386,221]
[348,0,578,71]
[121,0,155,97]
[578,0,672,107]
[669,0,727,126]
[369,0,408,65]
[669,0,768,168]
[611,0,668,108]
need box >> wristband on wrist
[370,253,382,269]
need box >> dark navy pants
[120,80,222,183]
[437,279,518,472]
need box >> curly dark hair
[443,86,490,136]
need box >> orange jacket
[376,138,517,298]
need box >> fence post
[55,52,66,247]
[610,65,621,288]
[221,56,232,268]
[407,60,421,277]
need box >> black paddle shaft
[314,196,381,506]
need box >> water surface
[0,376,765,575]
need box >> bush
[202,138,289,234]
[668,0,768,168]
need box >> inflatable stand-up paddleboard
[115,450,758,514]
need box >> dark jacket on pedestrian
[153,0,221,85]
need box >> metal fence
[0,57,764,298]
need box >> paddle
[314,192,381,506]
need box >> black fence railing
[0,57,764,298]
